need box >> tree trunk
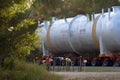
[0,56,4,68]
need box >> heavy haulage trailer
[37,6,120,66]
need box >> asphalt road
[51,72,120,80]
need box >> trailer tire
[91,60,96,66]
[114,61,120,67]
[102,60,108,66]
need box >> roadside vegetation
[0,59,62,80]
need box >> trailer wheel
[114,61,120,66]
[91,60,96,66]
[102,60,108,66]
[114,63,119,66]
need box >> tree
[0,0,42,67]
[29,0,64,20]
[69,0,120,15]
[29,0,120,21]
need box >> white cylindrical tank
[96,6,120,56]
[39,6,120,56]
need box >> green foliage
[26,48,43,62]
[30,0,120,20]
[0,0,42,59]
[30,0,64,20]
[3,57,14,70]
[0,59,62,80]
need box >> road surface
[51,72,120,80]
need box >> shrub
[0,59,62,80]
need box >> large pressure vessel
[38,6,120,56]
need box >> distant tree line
[30,0,120,20]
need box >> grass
[0,59,63,80]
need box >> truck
[36,6,120,66]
